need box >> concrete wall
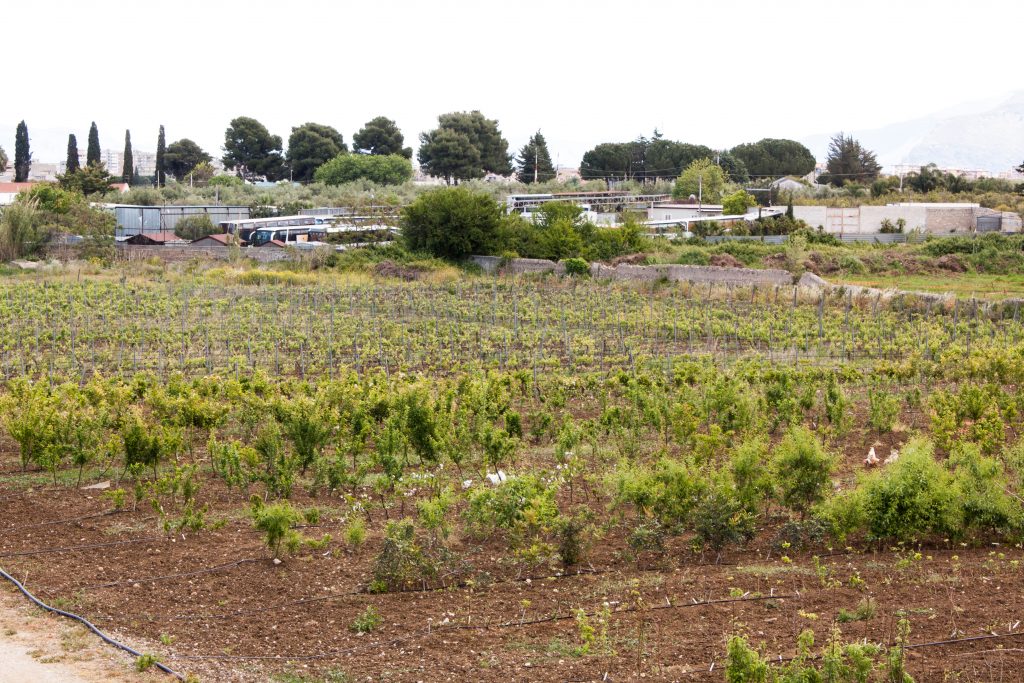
[471,255,793,286]
[117,245,292,263]
[792,204,985,234]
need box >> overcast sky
[3,0,1022,166]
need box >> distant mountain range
[803,91,1024,174]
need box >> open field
[833,273,1024,300]
[2,265,1024,682]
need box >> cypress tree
[86,122,101,166]
[155,125,166,187]
[14,120,31,182]
[122,130,133,184]
[66,133,81,174]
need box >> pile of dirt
[935,253,968,272]
[607,252,648,266]
[708,253,744,269]
[761,252,789,269]
[373,260,423,281]
[803,251,840,275]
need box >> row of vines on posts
[3,273,1024,680]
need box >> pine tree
[66,134,81,174]
[515,131,556,184]
[14,121,31,182]
[122,130,133,184]
[155,125,166,187]
[87,122,101,166]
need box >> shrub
[401,187,503,259]
[350,605,382,633]
[562,257,590,277]
[692,476,756,552]
[370,519,435,593]
[250,498,304,558]
[948,442,1020,537]
[729,438,773,513]
[859,439,960,541]
[0,198,49,260]
[464,474,558,539]
[771,426,834,518]
[315,153,413,186]
[867,387,900,432]
[725,635,769,682]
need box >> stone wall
[117,245,292,263]
[471,255,793,286]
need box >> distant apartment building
[58,148,157,176]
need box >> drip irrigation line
[0,509,124,533]
[0,565,184,680]
[80,557,264,590]
[0,536,164,558]
[169,591,795,662]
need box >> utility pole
[534,146,538,184]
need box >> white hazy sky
[3,0,1023,165]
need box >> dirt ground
[0,589,164,683]
[3,474,1024,683]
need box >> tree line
[8,114,1009,194]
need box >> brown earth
[0,400,1018,682]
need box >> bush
[250,498,304,558]
[315,153,413,186]
[692,476,756,552]
[401,187,503,259]
[370,519,436,593]
[867,387,900,432]
[771,427,834,518]
[350,605,382,633]
[0,199,49,260]
[859,439,960,541]
[562,257,590,277]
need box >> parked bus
[219,215,316,243]
[249,226,315,247]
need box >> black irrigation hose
[0,536,164,558]
[81,557,263,590]
[0,509,124,533]
[0,565,184,680]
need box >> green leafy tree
[286,122,347,183]
[418,110,511,182]
[515,131,556,184]
[722,190,756,215]
[14,120,31,182]
[729,138,816,178]
[0,145,7,174]
[771,426,834,518]
[314,154,412,186]
[353,116,411,158]
[121,130,133,184]
[672,158,726,201]
[164,139,212,181]
[821,133,881,187]
[401,187,502,258]
[65,134,80,174]
[58,163,114,196]
[223,116,286,182]
[579,142,632,181]
[417,128,481,184]
[86,122,101,167]
[155,125,166,187]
